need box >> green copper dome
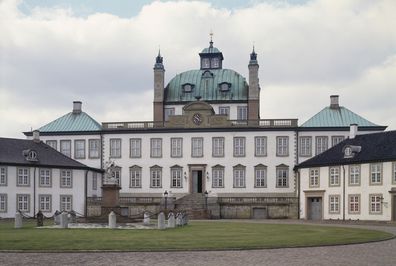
[164,69,248,103]
[201,46,221,54]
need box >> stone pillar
[143,212,150,225]
[248,48,260,122]
[15,212,22,229]
[167,212,175,228]
[153,51,165,124]
[108,211,116,229]
[101,183,121,216]
[158,212,166,230]
[60,212,69,229]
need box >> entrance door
[308,197,322,220]
[192,170,203,193]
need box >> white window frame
[88,139,100,159]
[17,168,30,187]
[150,138,162,158]
[276,166,289,188]
[46,140,57,150]
[60,140,71,157]
[110,138,122,158]
[255,136,267,157]
[17,194,30,212]
[164,107,175,121]
[212,166,224,188]
[369,194,382,214]
[348,194,360,214]
[233,137,245,157]
[329,195,340,214]
[39,168,52,187]
[39,194,52,212]
[150,167,162,188]
[60,195,73,212]
[129,166,142,188]
[130,138,142,158]
[74,139,86,159]
[60,169,72,188]
[171,167,183,188]
[331,136,345,147]
[218,106,230,118]
[237,106,248,120]
[233,166,246,188]
[170,138,183,158]
[92,172,98,190]
[299,137,312,157]
[309,168,320,188]
[0,166,7,186]
[276,136,289,156]
[191,137,203,157]
[370,163,382,185]
[349,165,360,186]
[212,137,224,157]
[329,166,340,187]
[0,194,7,212]
[315,136,328,155]
[255,166,267,188]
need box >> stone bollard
[15,212,23,229]
[54,210,61,225]
[108,211,116,229]
[167,212,176,228]
[143,212,150,225]
[158,212,166,230]
[60,212,69,228]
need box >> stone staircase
[175,193,210,219]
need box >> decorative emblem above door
[192,113,203,125]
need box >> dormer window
[23,149,38,162]
[343,145,361,158]
[182,83,194,93]
[202,58,210,69]
[212,58,219,68]
[219,82,231,92]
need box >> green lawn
[0,220,393,251]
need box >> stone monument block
[158,212,166,230]
[15,212,22,229]
[167,212,175,228]
[143,212,150,225]
[60,212,69,229]
[109,211,117,229]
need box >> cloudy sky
[1,0,395,138]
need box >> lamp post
[164,190,168,210]
[204,190,208,209]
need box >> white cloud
[0,0,395,138]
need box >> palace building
[16,39,390,220]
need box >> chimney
[32,130,40,143]
[349,124,358,139]
[73,101,82,114]
[330,95,339,109]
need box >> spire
[209,30,213,48]
[154,48,164,69]
[249,45,258,65]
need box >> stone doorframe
[188,164,207,194]
[303,190,325,220]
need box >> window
[17,194,30,212]
[349,195,360,214]
[315,136,328,155]
[74,140,85,159]
[130,138,142,158]
[112,167,121,186]
[219,82,230,92]
[255,136,267,157]
[39,195,51,212]
[233,137,245,157]
[329,195,340,214]
[191,137,203,157]
[255,165,267,188]
[129,166,142,188]
[150,167,162,188]
[110,138,121,158]
[233,166,245,188]
[46,140,57,150]
[212,166,224,188]
[92,172,98,190]
[0,167,7,186]
[39,169,51,187]
[309,168,320,187]
[237,106,247,120]
[164,108,175,121]
[394,162,396,184]
[171,167,182,188]
[212,137,225,157]
[349,165,360,186]
[0,194,7,212]
[329,166,340,186]
[212,58,219,68]
[276,166,289,188]
[299,137,312,157]
[183,83,193,92]
[60,195,72,212]
[370,163,382,185]
[171,138,183,158]
[89,139,100,158]
[17,168,30,186]
[150,138,162,158]
[218,106,230,118]
[60,170,72,188]
[202,58,210,68]
[276,136,289,156]
[369,194,382,214]
[331,136,345,147]
[60,140,71,157]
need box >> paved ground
[1,220,395,266]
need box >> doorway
[308,197,322,220]
[192,170,203,193]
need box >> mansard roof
[38,111,102,132]
[0,138,102,172]
[164,69,248,103]
[296,131,396,169]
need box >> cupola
[199,33,224,70]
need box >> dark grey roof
[296,131,396,169]
[0,138,102,172]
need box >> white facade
[299,162,396,221]
[164,103,248,120]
